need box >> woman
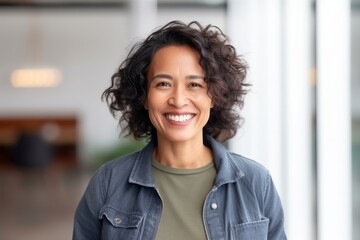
[73,21,287,240]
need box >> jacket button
[210,203,218,210]
[114,217,122,224]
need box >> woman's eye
[156,82,171,87]
[189,82,202,88]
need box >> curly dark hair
[102,20,249,142]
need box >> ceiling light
[11,68,61,88]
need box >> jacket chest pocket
[99,206,143,240]
[232,218,269,240]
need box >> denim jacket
[73,135,287,240]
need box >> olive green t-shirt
[152,160,216,240]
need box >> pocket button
[114,217,122,225]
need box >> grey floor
[0,165,91,240]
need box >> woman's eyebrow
[151,74,173,80]
[186,75,205,80]
[151,74,205,80]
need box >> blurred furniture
[0,116,80,212]
[0,116,78,169]
[11,132,54,168]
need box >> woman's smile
[164,113,196,123]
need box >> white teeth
[166,114,193,122]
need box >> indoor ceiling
[0,0,359,7]
[0,0,226,5]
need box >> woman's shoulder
[207,135,271,181]
[229,152,268,171]
[227,151,271,182]
[98,150,141,174]
[87,150,144,194]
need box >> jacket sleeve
[73,168,105,240]
[263,171,287,240]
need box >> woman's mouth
[165,114,195,122]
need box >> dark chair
[11,132,53,169]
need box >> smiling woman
[73,20,287,240]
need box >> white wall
[158,6,225,29]
[0,9,131,163]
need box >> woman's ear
[144,100,148,110]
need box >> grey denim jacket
[73,135,287,240]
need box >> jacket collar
[129,134,244,188]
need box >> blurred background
[0,0,358,239]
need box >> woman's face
[145,45,213,143]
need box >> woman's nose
[168,86,189,108]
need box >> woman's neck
[154,136,213,169]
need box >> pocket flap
[233,218,269,239]
[99,206,143,228]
